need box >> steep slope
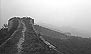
[0,17,91,54]
[0,17,62,54]
[34,25,68,39]
[34,25,91,54]
[0,17,23,54]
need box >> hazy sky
[1,0,91,34]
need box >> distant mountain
[58,26,91,38]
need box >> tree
[1,24,8,29]
[3,24,8,28]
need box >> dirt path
[17,20,26,54]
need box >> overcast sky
[1,0,91,35]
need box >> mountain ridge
[36,23,91,38]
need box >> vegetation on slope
[0,24,91,54]
[34,25,91,54]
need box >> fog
[1,0,91,37]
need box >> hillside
[34,25,69,39]
[34,25,91,54]
[0,17,91,54]
[0,17,62,54]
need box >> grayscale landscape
[0,0,91,54]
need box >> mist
[1,0,91,37]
